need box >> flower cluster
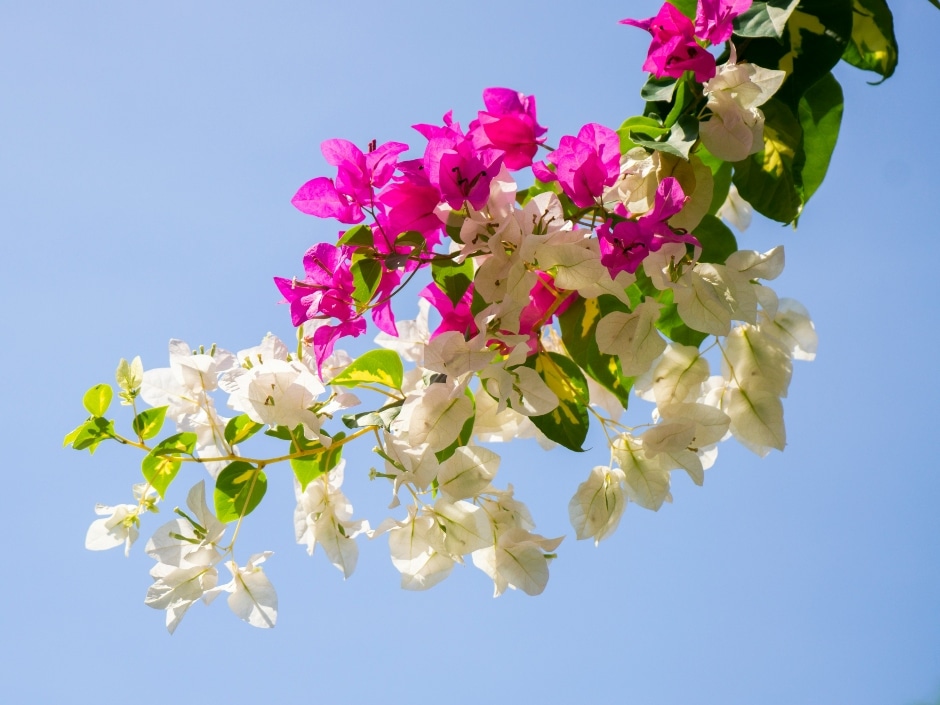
[68,0,903,631]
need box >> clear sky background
[2,1,938,703]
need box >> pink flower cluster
[622,0,752,82]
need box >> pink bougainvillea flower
[469,87,548,171]
[425,135,504,211]
[597,177,698,276]
[517,273,574,353]
[695,0,752,45]
[376,159,446,247]
[291,138,408,224]
[621,3,717,83]
[419,282,479,340]
[273,243,366,371]
[532,123,621,208]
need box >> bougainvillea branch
[67,0,915,632]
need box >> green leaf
[264,425,293,441]
[289,431,343,490]
[630,116,699,160]
[928,0,940,10]
[214,461,268,523]
[330,349,404,390]
[395,230,426,256]
[133,406,168,441]
[82,384,113,417]
[738,0,853,110]
[69,417,116,453]
[431,258,474,308]
[732,98,803,224]
[558,295,634,409]
[796,72,844,206]
[524,352,590,453]
[694,214,738,264]
[841,0,897,81]
[654,288,709,347]
[337,224,374,247]
[224,414,265,445]
[151,432,198,457]
[435,387,476,463]
[640,75,678,103]
[141,432,198,498]
[669,0,696,19]
[341,402,402,431]
[351,252,382,306]
[695,146,733,215]
[663,78,695,129]
[733,0,800,38]
[516,178,559,207]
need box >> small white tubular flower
[220,552,277,629]
[293,461,369,578]
[700,59,786,162]
[716,183,753,232]
[568,466,627,545]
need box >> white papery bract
[220,552,278,629]
[568,466,627,545]
[143,481,228,633]
[85,483,158,557]
[699,57,786,162]
[293,461,369,578]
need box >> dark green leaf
[694,214,739,264]
[331,349,404,390]
[431,258,474,308]
[214,461,268,523]
[640,76,678,103]
[133,406,168,441]
[395,230,426,250]
[341,401,403,431]
[841,0,897,81]
[732,98,803,224]
[695,146,733,215]
[738,0,853,110]
[796,72,844,206]
[523,352,590,452]
[630,116,699,160]
[558,295,634,409]
[83,384,113,417]
[733,0,800,38]
[669,0,696,19]
[224,414,265,445]
[337,224,374,247]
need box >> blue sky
[2,1,938,703]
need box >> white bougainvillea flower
[218,552,278,629]
[699,56,786,162]
[612,433,672,511]
[568,465,627,545]
[761,298,818,361]
[471,527,563,597]
[145,561,221,634]
[716,183,753,232]
[293,461,369,578]
[85,484,158,557]
[376,508,455,590]
[146,481,225,570]
[374,298,431,364]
